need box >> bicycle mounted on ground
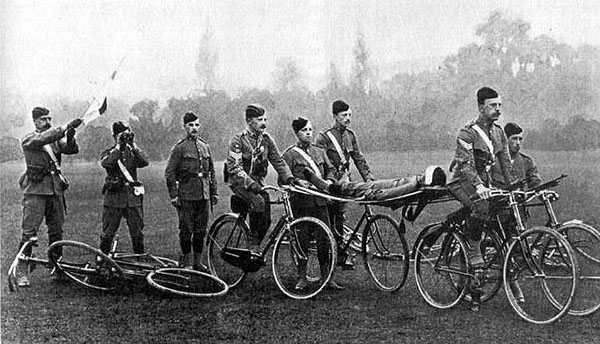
[412,178,579,325]
[206,184,338,300]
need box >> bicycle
[206,185,337,299]
[413,184,579,325]
[522,175,600,316]
[8,235,229,298]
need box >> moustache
[259,125,267,129]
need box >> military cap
[112,121,129,136]
[332,100,350,114]
[183,112,199,124]
[32,107,50,120]
[477,87,499,105]
[292,117,309,133]
[246,104,265,120]
[504,122,523,138]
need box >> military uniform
[315,123,374,237]
[165,136,218,257]
[491,151,541,190]
[448,118,514,240]
[19,126,78,249]
[99,144,149,254]
[226,129,293,245]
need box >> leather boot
[321,265,344,290]
[295,260,308,290]
[193,252,207,272]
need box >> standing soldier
[315,100,374,269]
[17,107,83,286]
[491,122,541,190]
[282,117,345,290]
[226,104,295,254]
[165,112,218,270]
[99,121,149,255]
[448,87,522,306]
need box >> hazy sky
[2,0,600,105]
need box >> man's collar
[245,128,263,139]
[296,141,311,149]
[333,122,347,132]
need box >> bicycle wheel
[362,214,409,292]
[206,214,249,288]
[553,222,600,316]
[414,224,469,309]
[503,226,578,325]
[272,217,337,299]
[48,240,125,291]
[147,268,228,297]
[7,240,38,292]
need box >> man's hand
[66,118,83,130]
[210,194,219,206]
[297,179,313,188]
[66,128,76,140]
[249,183,262,193]
[475,184,491,200]
[170,197,181,208]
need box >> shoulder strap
[117,159,135,183]
[291,147,322,178]
[42,144,68,185]
[472,124,495,160]
[325,131,347,165]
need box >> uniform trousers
[21,193,65,256]
[100,206,145,254]
[177,200,210,254]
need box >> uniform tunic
[491,151,541,190]
[99,144,149,254]
[165,136,218,254]
[19,126,78,243]
[226,129,292,245]
[315,123,373,236]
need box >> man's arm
[207,145,218,196]
[227,135,257,189]
[526,156,542,189]
[100,146,121,169]
[349,132,374,181]
[131,144,150,168]
[453,128,484,187]
[21,127,67,150]
[164,144,181,200]
[314,132,328,150]
[59,129,79,155]
[265,135,293,183]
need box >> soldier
[17,107,83,286]
[165,112,218,270]
[99,121,149,255]
[491,122,541,190]
[226,104,295,254]
[315,100,374,269]
[448,87,522,305]
[282,117,345,290]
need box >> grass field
[2,150,600,344]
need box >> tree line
[2,11,600,163]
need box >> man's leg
[233,187,270,251]
[46,194,66,256]
[178,201,195,268]
[124,206,145,254]
[100,206,123,254]
[19,194,46,286]
[192,200,210,270]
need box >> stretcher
[289,185,456,221]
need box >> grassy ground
[2,150,600,344]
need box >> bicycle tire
[48,240,125,291]
[7,240,37,292]
[553,222,600,316]
[362,214,409,292]
[206,214,249,288]
[272,217,337,299]
[414,224,469,309]
[146,268,228,297]
[503,226,578,325]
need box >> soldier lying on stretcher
[282,117,446,201]
[301,165,446,201]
